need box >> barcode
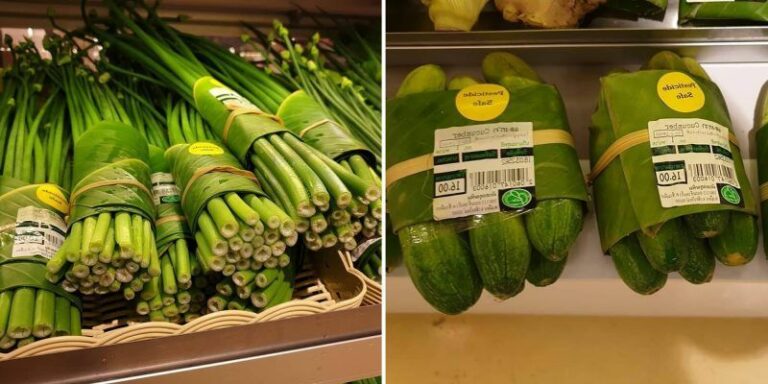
[687,163,736,183]
[46,233,63,248]
[470,169,530,187]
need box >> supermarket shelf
[0,0,380,38]
[386,0,768,64]
[0,305,381,384]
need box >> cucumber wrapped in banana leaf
[387,54,587,314]
[591,51,758,294]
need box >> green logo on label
[720,185,740,205]
[161,195,181,204]
[502,189,532,209]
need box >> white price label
[12,206,67,260]
[432,122,536,221]
[151,172,181,206]
[648,118,742,208]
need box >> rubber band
[760,182,768,202]
[70,179,152,207]
[156,215,186,226]
[299,119,333,138]
[588,130,740,184]
[222,108,283,144]
[386,129,577,190]
[181,165,260,207]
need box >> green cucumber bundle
[679,0,768,25]
[756,80,768,252]
[590,51,758,294]
[387,53,588,314]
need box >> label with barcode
[648,118,742,208]
[432,122,536,220]
[151,172,181,205]
[12,206,67,260]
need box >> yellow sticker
[189,142,224,156]
[657,72,706,113]
[36,184,68,213]
[455,84,510,122]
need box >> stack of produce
[754,82,768,252]
[589,51,758,294]
[87,0,381,254]
[0,39,82,351]
[387,53,588,314]
[165,141,297,311]
[420,0,668,30]
[679,1,768,24]
[46,122,158,297]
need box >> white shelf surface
[386,61,768,318]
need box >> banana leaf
[192,77,289,163]
[756,83,768,249]
[0,175,79,308]
[590,69,756,252]
[386,84,588,233]
[603,0,668,19]
[680,0,768,24]
[69,121,155,224]
[277,90,377,164]
[148,146,190,252]
[164,142,265,232]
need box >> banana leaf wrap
[69,121,155,224]
[386,84,588,233]
[0,175,80,309]
[756,90,768,247]
[590,69,756,252]
[148,146,190,253]
[604,0,668,19]
[277,90,376,164]
[680,0,768,24]
[165,142,265,233]
[192,76,290,163]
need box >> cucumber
[447,75,479,90]
[708,212,758,266]
[679,235,716,285]
[642,51,689,72]
[526,249,568,287]
[635,219,690,273]
[684,211,730,238]
[482,52,541,83]
[396,64,446,97]
[469,213,530,299]
[524,199,583,262]
[609,235,667,295]
[400,221,483,315]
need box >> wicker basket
[340,250,381,306]
[0,249,367,360]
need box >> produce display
[589,51,758,294]
[418,0,668,30]
[0,0,381,352]
[0,40,82,350]
[756,83,768,252]
[387,53,587,314]
[679,1,768,24]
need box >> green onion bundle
[46,121,158,296]
[0,42,81,350]
[88,1,381,252]
[165,142,296,277]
